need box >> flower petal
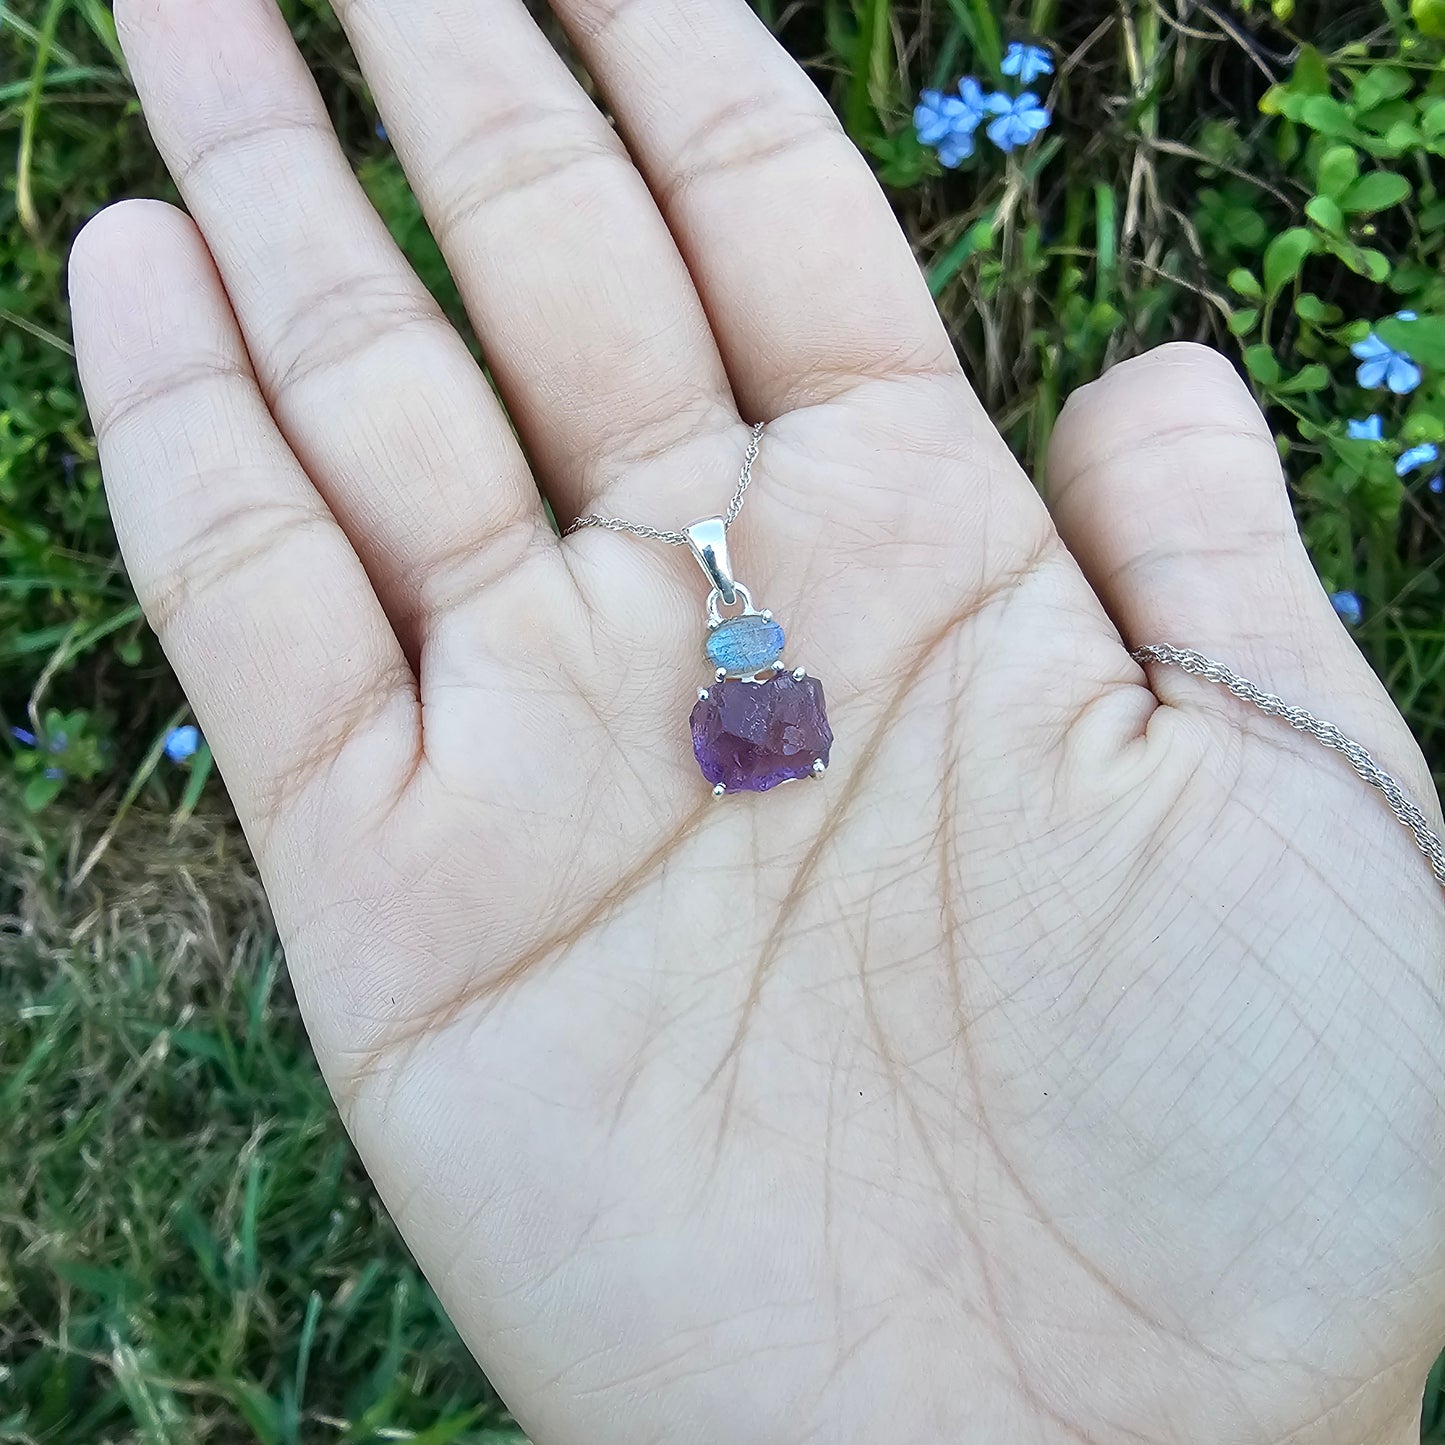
[937,130,976,167]
[1024,48,1054,82]
[1387,355,1423,394]
[1356,356,1391,389]
[915,110,952,144]
[1351,334,1389,361]
[986,115,1017,151]
[958,77,988,113]
[1396,444,1439,476]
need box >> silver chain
[566,437,1443,893]
[1135,644,1445,890]
[564,423,766,544]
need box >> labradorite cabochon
[705,613,787,675]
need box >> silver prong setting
[712,783,727,798]
[698,687,710,701]
[793,666,807,681]
[762,609,774,621]
[812,759,827,778]
[715,667,727,683]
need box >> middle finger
[333,0,745,526]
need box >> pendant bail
[685,517,738,606]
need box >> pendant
[684,518,833,796]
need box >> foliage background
[2,0,1444,1440]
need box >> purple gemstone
[690,673,833,793]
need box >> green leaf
[1263,227,1316,299]
[1291,44,1331,96]
[1353,66,1410,113]
[927,218,994,296]
[1342,171,1412,214]
[1356,249,1392,283]
[1329,240,1391,282]
[1227,308,1259,336]
[1305,195,1344,233]
[942,0,1003,74]
[170,742,214,833]
[1244,344,1283,384]
[1380,315,1445,368]
[1277,364,1330,395]
[1314,144,1359,198]
[1298,95,1356,138]
[405,1412,490,1445]
[1294,293,1336,324]
[1372,120,1423,156]
[1413,0,1445,35]
[22,772,64,811]
[225,1379,282,1445]
[72,0,126,67]
[1227,268,1262,300]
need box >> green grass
[2,1,1444,1440]
[1,802,520,1443]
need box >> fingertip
[70,200,241,430]
[70,198,197,296]
[1047,341,1279,510]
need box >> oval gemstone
[706,614,786,675]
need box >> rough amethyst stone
[690,673,833,793]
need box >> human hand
[71,0,1445,1440]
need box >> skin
[69,0,1445,1440]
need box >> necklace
[566,431,1445,888]
[567,424,833,796]
[1135,645,1445,890]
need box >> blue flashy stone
[706,614,786,675]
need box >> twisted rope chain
[565,428,1444,893]
[563,423,767,544]
[1135,644,1445,890]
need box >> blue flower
[11,726,37,747]
[935,129,977,167]
[164,724,202,763]
[1431,476,1444,496]
[915,88,972,145]
[1396,442,1440,476]
[1352,332,1422,394]
[915,82,994,167]
[985,92,1052,152]
[957,77,992,123]
[1397,309,1418,321]
[1347,414,1384,441]
[1330,590,1364,627]
[1002,42,1054,87]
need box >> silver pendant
[684,518,833,796]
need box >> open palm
[72,1,1445,1440]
